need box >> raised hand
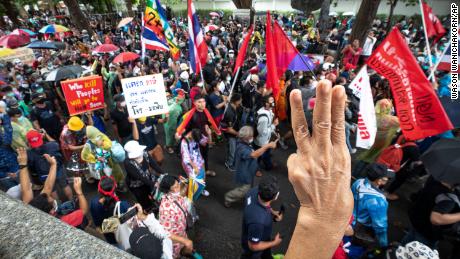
[285,80,353,259]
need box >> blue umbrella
[19,29,36,36]
[39,24,69,34]
[27,40,65,50]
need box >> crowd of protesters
[0,6,459,259]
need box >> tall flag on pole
[141,12,146,60]
[421,1,446,42]
[367,28,453,141]
[233,25,254,75]
[437,40,458,73]
[348,65,377,149]
[143,0,180,59]
[265,11,278,98]
[188,0,208,74]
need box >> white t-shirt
[362,36,377,56]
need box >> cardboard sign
[0,47,35,65]
[61,76,104,116]
[121,74,169,118]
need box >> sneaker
[279,138,288,150]
[202,190,210,196]
[225,162,236,172]
[350,148,357,154]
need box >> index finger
[289,89,310,155]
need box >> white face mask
[229,53,234,58]
[248,138,254,143]
[226,76,231,82]
[120,101,126,107]
[134,156,143,164]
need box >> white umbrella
[329,11,338,17]
[343,12,355,16]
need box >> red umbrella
[0,34,30,49]
[92,43,119,53]
[113,52,140,63]
[0,80,7,86]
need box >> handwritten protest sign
[61,76,104,116]
[121,74,169,118]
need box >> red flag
[272,22,300,86]
[265,11,279,98]
[422,1,446,42]
[233,26,254,76]
[367,28,453,141]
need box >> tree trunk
[386,0,398,33]
[126,0,134,17]
[318,0,331,40]
[63,0,93,34]
[0,16,6,30]
[3,0,20,26]
[351,0,381,46]
[45,0,57,16]
[291,0,325,15]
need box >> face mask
[134,156,143,164]
[228,54,234,58]
[270,102,275,108]
[21,83,29,88]
[172,191,181,196]
[120,101,126,107]
[248,138,254,143]
[226,76,231,82]
[6,92,15,97]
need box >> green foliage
[162,0,181,5]
[386,0,417,7]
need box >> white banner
[350,65,377,149]
[121,74,169,119]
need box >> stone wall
[0,192,135,259]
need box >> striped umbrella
[39,24,70,34]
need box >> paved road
[79,125,454,258]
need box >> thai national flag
[188,0,208,74]
[437,43,458,73]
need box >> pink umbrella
[93,43,120,53]
[0,34,30,49]
[205,25,219,32]
[113,52,140,63]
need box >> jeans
[200,144,209,171]
[345,123,353,152]
[224,184,251,204]
[254,144,273,170]
[242,109,254,126]
[226,137,237,168]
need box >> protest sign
[367,28,453,141]
[121,74,169,118]
[61,76,104,116]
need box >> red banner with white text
[367,28,453,141]
[61,76,105,116]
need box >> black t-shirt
[401,145,420,165]
[30,102,62,137]
[110,108,131,138]
[241,194,273,257]
[409,176,457,241]
[328,35,340,51]
[221,105,242,138]
[137,117,158,150]
[185,110,210,136]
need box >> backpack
[253,113,268,139]
[377,135,417,172]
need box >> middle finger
[312,80,333,147]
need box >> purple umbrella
[288,54,316,72]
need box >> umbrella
[39,24,70,34]
[343,12,355,16]
[209,12,220,17]
[421,138,460,185]
[0,48,15,57]
[205,25,219,32]
[329,11,338,17]
[27,40,65,50]
[0,34,30,49]
[113,52,140,63]
[117,17,133,28]
[45,65,83,82]
[439,96,460,128]
[11,29,36,37]
[93,44,119,53]
[288,54,317,72]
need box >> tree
[2,0,20,25]
[291,0,325,15]
[232,0,255,26]
[63,0,93,34]
[386,0,417,32]
[350,0,381,46]
[125,0,134,16]
[318,0,331,40]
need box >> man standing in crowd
[221,93,243,172]
[360,30,377,65]
[241,174,283,258]
[110,94,131,144]
[351,163,393,248]
[254,96,278,172]
[224,126,277,208]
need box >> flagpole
[220,67,241,126]
[298,53,318,81]
[419,0,434,82]
[428,40,451,80]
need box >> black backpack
[252,113,268,139]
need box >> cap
[180,71,189,81]
[26,130,44,148]
[395,241,439,259]
[367,163,394,180]
[5,97,18,107]
[137,117,147,123]
[129,226,163,259]
[31,92,45,101]
[124,140,147,159]
[179,63,189,70]
[250,74,259,84]
[68,116,85,131]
